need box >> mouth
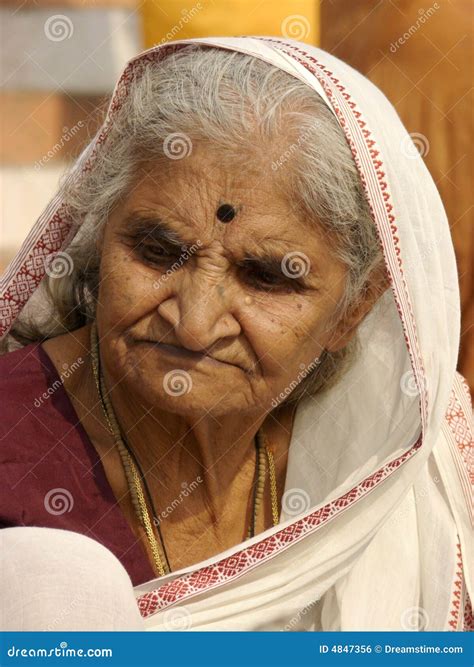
[138,340,239,369]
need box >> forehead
[118,146,327,254]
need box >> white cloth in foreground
[0,36,472,631]
[0,527,144,631]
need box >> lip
[139,340,232,368]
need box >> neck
[104,379,266,513]
[87,333,278,520]
[59,322,295,524]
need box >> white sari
[1,36,472,631]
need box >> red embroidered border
[448,541,464,631]
[464,591,474,631]
[89,39,429,620]
[137,435,422,618]
[259,37,428,433]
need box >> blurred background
[1,0,472,390]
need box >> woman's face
[95,144,355,417]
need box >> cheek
[246,297,325,373]
[96,245,159,329]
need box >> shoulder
[0,341,85,465]
[0,342,52,414]
[1,341,61,415]
[0,341,94,528]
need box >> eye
[139,243,178,264]
[252,269,284,286]
[243,267,297,293]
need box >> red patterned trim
[0,44,185,337]
[258,37,428,434]
[134,39,432,619]
[443,372,473,524]
[137,435,422,618]
[448,541,464,630]
[464,591,474,631]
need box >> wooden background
[320,0,473,394]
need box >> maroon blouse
[0,343,156,586]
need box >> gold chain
[89,322,279,576]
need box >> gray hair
[5,45,387,405]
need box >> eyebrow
[121,213,190,247]
[120,213,318,281]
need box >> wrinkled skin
[43,143,379,571]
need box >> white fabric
[0,527,144,631]
[129,37,472,631]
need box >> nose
[156,249,242,352]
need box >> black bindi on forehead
[216,203,236,223]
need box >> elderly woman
[0,36,472,632]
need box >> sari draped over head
[0,36,472,631]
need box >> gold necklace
[89,322,279,576]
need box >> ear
[325,270,390,353]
